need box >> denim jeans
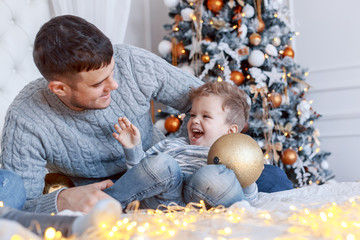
[104,153,245,209]
[0,169,26,209]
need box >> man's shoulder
[113,44,160,63]
[9,78,48,112]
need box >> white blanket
[2,181,360,239]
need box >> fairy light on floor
[7,197,360,239]
[73,201,264,240]
[286,197,360,239]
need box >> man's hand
[113,116,141,148]
[57,180,115,213]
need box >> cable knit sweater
[0,44,202,213]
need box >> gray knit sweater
[0,44,202,213]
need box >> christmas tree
[157,0,333,188]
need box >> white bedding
[1,181,360,239]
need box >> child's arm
[113,116,145,168]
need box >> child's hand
[113,116,141,148]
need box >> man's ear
[228,124,239,134]
[48,81,68,96]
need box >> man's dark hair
[33,15,113,81]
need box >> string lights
[9,197,356,239]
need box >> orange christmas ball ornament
[281,149,297,165]
[164,116,181,133]
[175,42,186,57]
[201,54,210,63]
[249,33,262,46]
[230,70,245,86]
[207,0,223,13]
[208,133,264,188]
[268,92,282,108]
[283,46,295,59]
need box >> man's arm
[1,112,114,214]
[114,45,203,113]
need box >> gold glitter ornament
[208,133,264,188]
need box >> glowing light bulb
[44,227,56,240]
[225,227,232,234]
[10,235,23,240]
[346,234,355,240]
[320,212,327,222]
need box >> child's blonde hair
[189,81,250,132]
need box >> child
[108,81,258,208]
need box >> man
[0,15,203,213]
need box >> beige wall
[293,0,360,182]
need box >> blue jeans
[0,169,26,209]
[104,153,245,209]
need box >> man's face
[62,58,118,111]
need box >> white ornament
[272,37,281,47]
[249,67,267,83]
[248,50,265,67]
[239,24,248,39]
[158,40,172,57]
[321,160,329,170]
[181,8,194,21]
[180,65,195,75]
[155,119,168,134]
[263,67,283,86]
[242,4,255,18]
[163,0,179,8]
[265,44,278,56]
[297,100,311,124]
